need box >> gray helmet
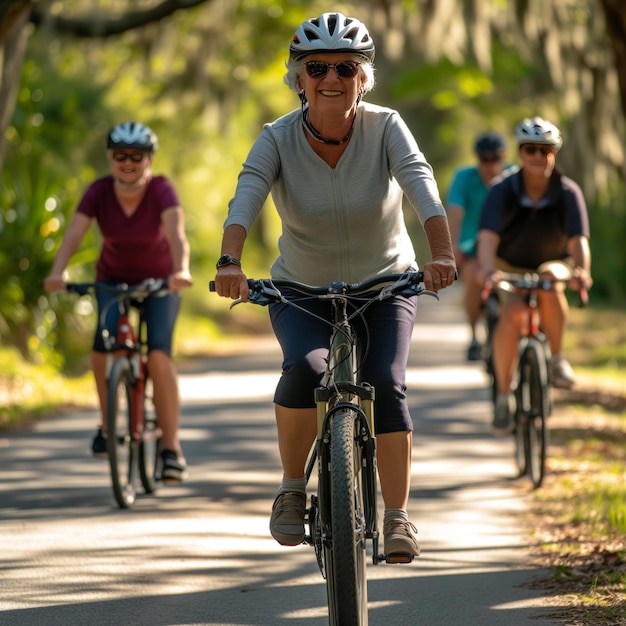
[289,12,375,62]
[514,117,562,151]
[107,121,158,152]
[474,131,506,156]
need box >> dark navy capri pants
[269,291,418,434]
[93,286,181,355]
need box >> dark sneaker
[269,491,306,546]
[550,354,576,389]
[466,338,482,361]
[383,518,420,563]
[91,428,107,458]
[160,449,188,483]
[493,392,515,435]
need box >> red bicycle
[483,272,587,488]
[66,278,168,508]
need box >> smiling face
[519,143,557,178]
[299,52,365,121]
[109,149,152,186]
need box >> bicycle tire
[524,340,549,488]
[325,407,368,626]
[139,375,160,494]
[514,415,528,477]
[107,357,139,508]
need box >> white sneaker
[550,354,576,389]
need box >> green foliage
[1,0,625,371]
[586,185,626,303]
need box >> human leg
[145,292,187,479]
[270,405,317,545]
[536,260,576,388]
[148,349,182,453]
[90,288,120,455]
[492,298,524,434]
[357,295,419,556]
[377,431,412,509]
[461,257,484,360]
[268,295,330,545]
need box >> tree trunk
[599,0,626,129]
[0,7,31,170]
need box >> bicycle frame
[309,293,380,560]
[210,272,438,625]
[103,298,149,445]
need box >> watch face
[216,255,239,269]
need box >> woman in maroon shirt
[44,122,193,481]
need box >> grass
[0,346,97,430]
[524,395,626,624]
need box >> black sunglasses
[304,61,361,80]
[520,144,552,156]
[478,154,503,163]
[111,151,147,163]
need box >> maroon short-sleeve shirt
[76,175,179,283]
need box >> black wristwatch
[215,254,241,270]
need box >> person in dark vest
[477,117,592,435]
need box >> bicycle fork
[305,383,382,573]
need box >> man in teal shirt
[447,131,515,360]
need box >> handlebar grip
[209,281,216,292]
[578,288,589,308]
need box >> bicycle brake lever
[419,288,440,299]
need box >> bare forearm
[423,215,455,262]
[220,224,247,259]
[568,235,591,273]
[476,230,500,278]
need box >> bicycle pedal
[385,553,414,564]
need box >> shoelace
[384,520,418,536]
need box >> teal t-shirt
[447,165,515,255]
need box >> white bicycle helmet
[290,12,375,62]
[107,121,158,152]
[514,117,562,151]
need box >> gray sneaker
[550,354,576,389]
[269,491,306,546]
[383,518,420,563]
[493,392,515,435]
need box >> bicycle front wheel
[325,408,368,626]
[107,357,139,508]
[139,376,160,494]
[524,340,550,488]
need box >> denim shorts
[93,287,181,355]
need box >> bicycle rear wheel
[139,376,160,494]
[324,408,368,626]
[524,340,549,488]
[107,357,139,508]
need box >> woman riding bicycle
[477,116,592,435]
[213,12,456,559]
[44,121,193,481]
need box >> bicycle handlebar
[484,272,588,308]
[209,272,438,307]
[65,278,170,300]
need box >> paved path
[0,284,559,625]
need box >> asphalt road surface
[0,285,560,625]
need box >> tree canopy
[1,0,625,363]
